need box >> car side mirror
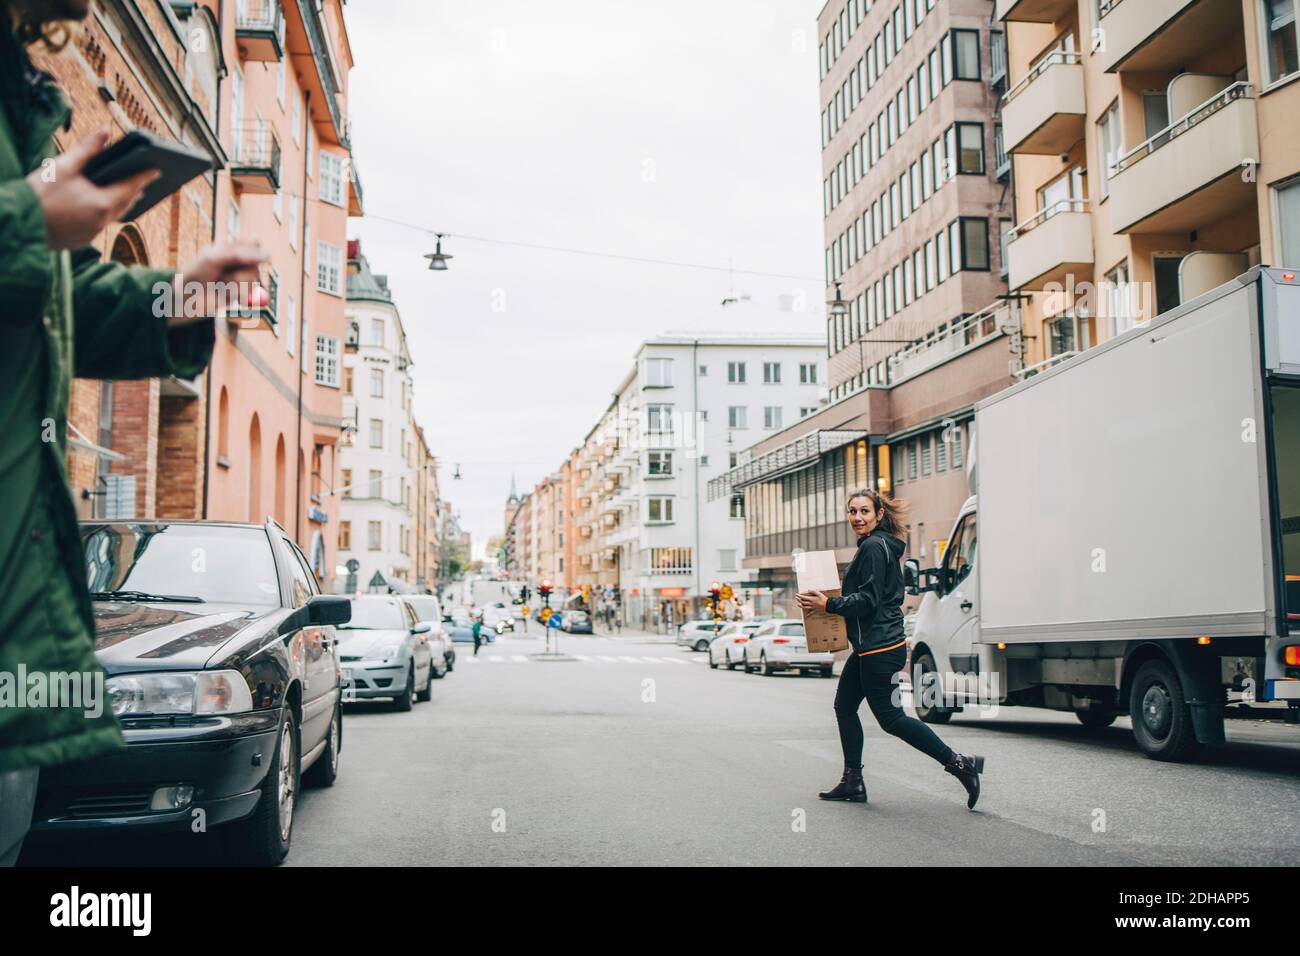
[412,622,432,635]
[308,595,351,626]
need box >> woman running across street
[796,488,984,809]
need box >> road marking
[573,654,595,661]
[661,657,687,665]
[511,655,528,662]
[638,656,665,664]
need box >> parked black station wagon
[29,520,351,866]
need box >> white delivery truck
[905,267,1300,761]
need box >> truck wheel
[912,652,953,724]
[1075,708,1116,729]
[1129,659,1200,761]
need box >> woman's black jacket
[825,530,907,654]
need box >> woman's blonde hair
[5,1,75,52]
[845,487,910,543]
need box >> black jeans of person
[834,644,953,769]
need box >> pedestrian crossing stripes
[461,653,700,665]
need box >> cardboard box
[795,550,849,654]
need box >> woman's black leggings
[834,645,953,769]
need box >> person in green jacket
[0,0,265,865]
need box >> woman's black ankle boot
[944,752,985,809]
[818,767,867,803]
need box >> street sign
[720,584,734,602]
[522,605,530,616]
[540,607,552,623]
[346,559,360,573]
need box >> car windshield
[779,623,806,637]
[340,598,406,630]
[567,611,588,622]
[82,523,279,605]
[407,597,439,621]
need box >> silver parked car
[337,596,435,710]
[676,619,724,651]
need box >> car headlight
[372,643,403,662]
[106,670,253,717]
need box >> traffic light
[708,581,723,632]
[539,579,553,604]
[709,581,722,603]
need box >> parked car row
[30,519,457,868]
[698,619,834,678]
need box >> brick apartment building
[39,0,363,590]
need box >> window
[317,242,342,295]
[908,440,918,479]
[949,123,985,175]
[645,357,673,386]
[1277,176,1300,268]
[1097,100,1122,198]
[728,406,748,429]
[647,497,674,524]
[921,435,932,475]
[957,218,990,271]
[284,293,297,356]
[292,90,302,144]
[369,418,383,449]
[341,469,352,498]
[368,521,382,551]
[718,549,737,571]
[647,403,673,434]
[764,406,783,430]
[647,450,673,476]
[368,469,382,497]
[315,334,339,387]
[339,521,351,550]
[951,29,980,80]
[801,406,817,418]
[799,362,818,384]
[343,365,354,395]
[1106,260,1137,337]
[319,151,346,206]
[698,364,708,376]
[369,317,385,348]
[1263,0,1300,84]
[276,57,286,106]
[763,361,781,384]
[727,361,747,383]
[369,367,384,398]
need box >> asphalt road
[24,630,1300,866]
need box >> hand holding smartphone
[81,130,214,222]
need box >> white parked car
[743,619,833,677]
[708,621,763,670]
[676,619,724,652]
[402,595,454,676]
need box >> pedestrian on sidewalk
[796,489,984,810]
[0,0,264,866]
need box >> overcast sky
[346,0,828,556]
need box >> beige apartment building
[718,0,1021,616]
[998,0,1300,369]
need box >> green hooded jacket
[0,32,216,772]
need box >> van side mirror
[904,559,942,596]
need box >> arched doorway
[274,434,287,526]
[247,414,262,522]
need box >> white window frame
[315,334,340,387]
[317,241,343,296]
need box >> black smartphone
[81,130,214,222]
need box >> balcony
[284,0,346,145]
[230,123,281,194]
[1109,83,1257,235]
[235,0,284,61]
[1001,51,1085,155]
[227,270,278,332]
[887,302,1013,384]
[1006,199,1094,291]
[995,0,1076,23]
[1098,0,1241,74]
[348,154,364,216]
